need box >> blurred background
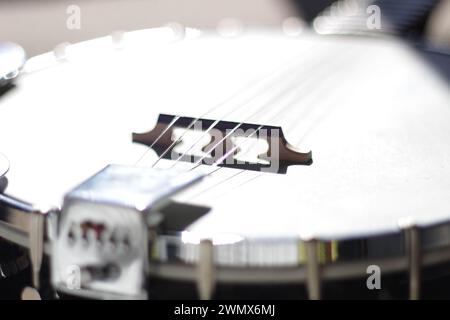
[1,0,449,57]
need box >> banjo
[0,24,450,300]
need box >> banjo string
[141,42,324,168]
[150,55,317,168]
[164,68,300,170]
[185,50,361,200]
[163,61,307,170]
[134,116,181,165]
[189,49,361,201]
[165,44,339,171]
[182,48,352,173]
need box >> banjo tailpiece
[52,165,203,299]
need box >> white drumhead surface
[0,28,450,243]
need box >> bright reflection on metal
[0,42,26,83]
[182,231,244,246]
[0,153,9,177]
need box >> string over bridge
[133,114,312,174]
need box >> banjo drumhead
[1,28,450,269]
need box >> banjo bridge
[133,114,312,174]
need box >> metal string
[184,50,362,201]
[134,41,319,167]
[165,44,339,171]
[190,51,367,202]
[134,116,181,165]
[183,48,352,173]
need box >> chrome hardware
[0,153,8,178]
[406,226,421,300]
[52,165,203,299]
[399,217,422,300]
[305,239,321,300]
[29,213,45,289]
[21,287,41,300]
[196,239,215,300]
[0,42,26,86]
[0,189,54,292]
